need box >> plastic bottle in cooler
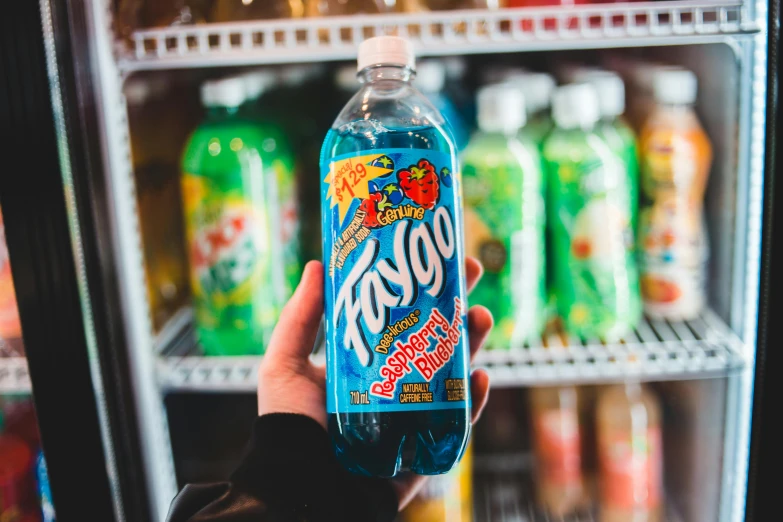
[638,69,712,320]
[0,209,22,356]
[400,443,473,521]
[530,386,587,516]
[211,0,304,21]
[239,70,302,291]
[320,36,471,476]
[572,70,640,235]
[181,77,289,355]
[415,60,471,151]
[0,410,38,522]
[126,79,191,332]
[461,83,546,348]
[542,83,641,340]
[597,383,663,522]
[504,72,556,145]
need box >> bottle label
[182,173,278,335]
[322,149,468,413]
[600,428,663,509]
[546,153,640,338]
[533,409,582,485]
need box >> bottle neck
[359,65,413,84]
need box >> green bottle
[504,72,556,146]
[543,83,641,340]
[462,83,547,348]
[240,71,301,294]
[181,77,287,355]
[574,70,639,235]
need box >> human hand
[257,258,493,507]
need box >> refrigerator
[0,0,778,520]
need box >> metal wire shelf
[118,2,756,72]
[475,309,745,387]
[155,307,743,392]
[0,357,31,394]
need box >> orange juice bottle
[530,386,587,516]
[596,383,663,522]
[638,68,712,320]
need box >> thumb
[264,261,324,364]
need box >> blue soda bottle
[320,36,471,477]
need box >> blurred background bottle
[572,70,639,236]
[462,84,546,348]
[415,60,471,150]
[116,0,212,38]
[126,79,191,332]
[0,209,23,356]
[543,83,641,340]
[211,0,305,21]
[0,402,40,522]
[638,69,711,320]
[400,444,473,521]
[181,77,286,355]
[529,386,587,517]
[597,383,663,522]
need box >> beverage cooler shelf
[155,308,743,392]
[473,453,683,521]
[477,309,744,387]
[0,357,31,394]
[118,2,755,72]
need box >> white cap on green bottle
[504,72,555,115]
[357,36,415,72]
[201,77,246,108]
[241,70,274,101]
[552,83,600,130]
[477,83,526,134]
[573,70,625,118]
[336,64,360,92]
[653,68,698,105]
[415,60,446,93]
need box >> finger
[465,256,483,294]
[390,473,428,511]
[264,261,324,363]
[467,305,493,363]
[470,369,491,423]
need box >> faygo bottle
[320,36,471,477]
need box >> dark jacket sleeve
[166,413,399,522]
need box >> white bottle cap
[481,65,529,85]
[558,63,603,84]
[477,83,526,134]
[241,70,274,101]
[125,79,152,106]
[335,64,360,92]
[574,70,625,118]
[357,36,416,72]
[653,68,698,105]
[442,56,466,80]
[552,83,600,130]
[505,72,555,115]
[415,60,446,93]
[201,77,246,108]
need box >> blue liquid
[321,123,470,477]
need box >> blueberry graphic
[371,155,395,171]
[440,167,453,188]
[368,180,381,194]
[382,183,404,205]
